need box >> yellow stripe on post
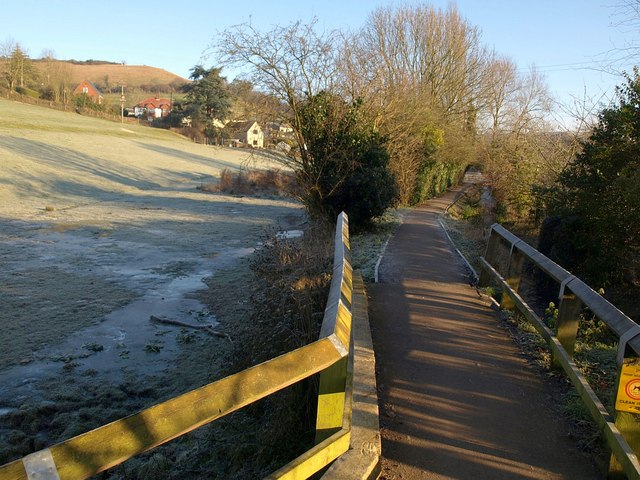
[315,356,348,443]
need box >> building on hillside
[263,122,295,147]
[73,80,103,104]
[224,120,264,148]
[264,122,294,137]
[134,97,172,120]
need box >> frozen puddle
[0,245,253,403]
[276,229,303,240]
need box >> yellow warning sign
[615,363,640,414]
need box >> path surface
[367,185,601,479]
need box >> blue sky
[2,0,637,116]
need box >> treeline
[212,4,638,289]
[209,4,568,230]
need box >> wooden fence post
[479,226,500,288]
[554,282,582,360]
[315,357,348,443]
[500,248,525,311]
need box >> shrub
[199,168,298,197]
[224,221,334,475]
[411,160,465,205]
[544,69,640,287]
[297,92,399,231]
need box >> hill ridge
[32,60,189,92]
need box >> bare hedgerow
[198,168,298,197]
[221,220,334,476]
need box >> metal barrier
[0,213,358,480]
[479,223,640,479]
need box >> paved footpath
[367,185,602,479]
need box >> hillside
[32,59,189,92]
[0,97,281,214]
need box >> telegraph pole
[120,84,125,124]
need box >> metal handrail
[482,223,639,351]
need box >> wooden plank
[266,429,351,480]
[321,213,352,339]
[0,338,344,480]
[0,461,26,480]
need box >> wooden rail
[479,223,640,479]
[0,213,355,480]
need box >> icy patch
[276,230,303,240]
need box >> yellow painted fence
[0,213,362,480]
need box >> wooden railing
[0,213,356,480]
[479,223,640,479]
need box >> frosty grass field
[0,98,304,459]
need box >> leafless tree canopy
[212,4,584,215]
[213,19,339,169]
[336,4,492,202]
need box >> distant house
[134,97,172,119]
[73,80,103,104]
[224,120,264,148]
[265,122,294,137]
[263,122,295,147]
[275,141,292,153]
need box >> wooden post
[478,226,500,288]
[315,356,348,443]
[500,249,525,311]
[555,288,583,358]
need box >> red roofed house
[73,80,103,104]
[134,97,172,120]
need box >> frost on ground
[0,99,303,463]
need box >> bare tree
[606,0,640,68]
[1,39,18,91]
[1,41,36,92]
[480,56,519,138]
[338,4,491,203]
[212,18,338,169]
[36,51,73,104]
[227,78,285,125]
[478,63,568,218]
[212,20,399,225]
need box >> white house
[225,120,264,148]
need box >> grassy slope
[32,60,188,87]
[0,97,275,216]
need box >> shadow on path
[368,186,601,479]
